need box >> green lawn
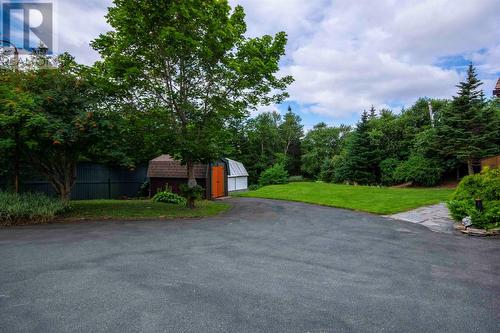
[237,182,454,215]
[63,199,230,221]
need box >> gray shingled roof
[226,158,249,177]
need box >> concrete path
[388,203,456,234]
[1,198,499,332]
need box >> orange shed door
[211,166,225,198]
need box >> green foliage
[438,64,500,174]
[341,111,379,184]
[0,191,68,225]
[452,167,500,201]
[152,190,186,205]
[379,158,401,185]
[92,0,293,193]
[230,108,303,183]
[301,123,350,178]
[259,163,289,186]
[248,184,261,191]
[180,184,205,202]
[447,168,500,228]
[393,155,443,186]
[0,50,103,200]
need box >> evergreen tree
[343,110,379,184]
[369,105,377,119]
[279,106,303,175]
[438,63,499,175]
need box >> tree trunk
[48,161,76,201]
[467,159,475,176]
[186,159,197,209]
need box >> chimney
[494,78,500,98]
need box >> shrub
[152,190,186,205]
[179,184,205,208]
[259,163,289,186]
[447,168,500,229]
[379,158,401,185]
[248,184,260,191]
[393,155,442,186]
[0,191,69,226]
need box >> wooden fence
[481,155,500,170]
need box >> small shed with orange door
[147,155,229,200]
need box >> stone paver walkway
[387,203,455,234]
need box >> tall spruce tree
[279,106,303,175]
[439,63,499,175]
[343,110,379,184]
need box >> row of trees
[1,0,292,207]
[1,0,498,203]
[227,65,499,186]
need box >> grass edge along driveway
[63,200,230,221]
[237,182,454,215]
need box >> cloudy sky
[6,0,500,127]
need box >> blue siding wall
[0,163,147,200]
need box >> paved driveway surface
[1,198,499,333]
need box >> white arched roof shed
[225,158,249,192]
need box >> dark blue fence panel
[0,163,147,200]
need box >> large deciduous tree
[23,53,101,200]
[301,122,350,178]
[92,0,292,207]
[0,68,37,192]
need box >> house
[147,155,248,199]
[494,78,500,98]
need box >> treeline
[228,65,500,186]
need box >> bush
[152,190,186,205]
[179,184,205,207]
[248,184,260,191]
[379,158,401,185]
[447,168,500,229]
[393,155,442,186]
[0,191,69,226]
[259,163,289,186]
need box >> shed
[224,158,249,192]
[147,155,228,199]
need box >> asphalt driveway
[1,198,499,333]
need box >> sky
[3,0,499,129]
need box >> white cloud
[234,0,500,119]
[50,0,500,120]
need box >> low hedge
[447,168,500,229]
[0,191,69,226]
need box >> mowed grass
[237,182,454,215]
[63,200,230,221]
